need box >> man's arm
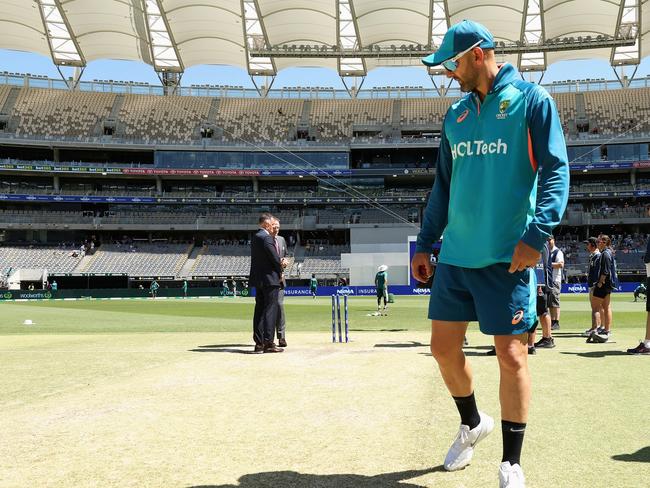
[412,119,452,282]
[598,251,611,283]
[521,89,570,251]
[415,121,452,254]
[263,235,283,274]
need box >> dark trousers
[276,288,286,339]
[253,285,280,345]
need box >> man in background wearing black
[249,213,284,353]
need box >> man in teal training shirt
[411,20,569,488]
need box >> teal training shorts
[428,262,537,335]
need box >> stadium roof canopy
[0,0,645,92]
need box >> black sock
[452,392,480,429]
[502,420,526,466]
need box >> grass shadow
[187,465,446,488]
[612,446,650,463]
[560,350,629,358]
[418,351,490,357]
[189,344,255,354]
[552,332,590,338]
[374,341,426,348]
[350,328,408,332]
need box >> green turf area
[1,295,648,487]
[0,293,646,334]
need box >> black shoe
[551,322,560,331]
[534,337,555,348]
[627,342,650,354]
[253,344,264,354]
[263,342,284,353]
[278,338,287,348]
[528,346,536,355]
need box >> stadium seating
[583,88,650,136]
[551,92,577,134]
[0,84,12,110]
[0,210,93,225]
[310,99,392,141]
[11,88,116,139]
[118,95,211,143]
[4,84,650,143]
[216,98,303,142]
[299,257,347,277]
[99,211,198,225]
[83,243,191,275]
[191,245,251,276]
[400,98,456,126]
[0,245,83,273]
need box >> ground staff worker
[411,20,569,488]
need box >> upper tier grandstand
[3,74,650,146]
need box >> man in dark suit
[271,217,289,347]
[249,213,284,353]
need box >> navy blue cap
[422,20,495,67]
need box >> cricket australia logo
[496,99,510,119]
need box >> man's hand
[509,241,541,273]
[280,257,288,269]
[411,252,433,283]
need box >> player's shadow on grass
[188,465,445,488]
[560,350,629,358]
[612,446,650,463]
[419,347,492,358]
[374,341,426,348]
[350,328,409,332]
[552,332,589,338]
[189,344,254,354]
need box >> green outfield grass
[1,294,648,488]
[0,293,646,334]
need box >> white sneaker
[499,461,526,487]
[443,411,494,471]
